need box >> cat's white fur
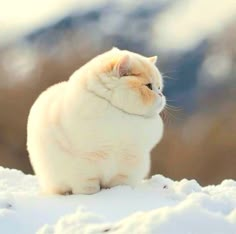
[27,48,166,194]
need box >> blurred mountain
[23,1,169,52]
[0,0,235,183]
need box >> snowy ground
[0,167,235,234]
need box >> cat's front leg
[107,173,143,189]
[107,174,130,188]
[106,167,148,188]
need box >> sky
[1,0,236,52]
[0,0,108,44]
[154,0,236,52]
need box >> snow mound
[0,167,235,234]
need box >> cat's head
[87,47,166,117]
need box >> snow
[0,167,235,234]
[153,0,236,53]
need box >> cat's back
[27,82,67,133]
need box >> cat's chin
[147,108,164,118]
[145,105,165,118]
[152,96,166,115]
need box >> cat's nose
[158,92,163,97]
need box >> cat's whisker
[161,70,178,81]
[165,98,178,103]
[161,70,178,76]
[166,108,179,120]
[165,104,182,112]
[162,75,176,80]
[160,109,172,126]
[162,104,183,123]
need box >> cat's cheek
[139,88,157,106]
[127,79,155,105]
[131,85,160,114]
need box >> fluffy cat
[27,48,166,195]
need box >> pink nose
[158,92,163,97]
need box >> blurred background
[0,0,235,185]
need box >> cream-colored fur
[27,48,166,195]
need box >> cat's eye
[123,72,140,77]
[145,83,152,90]
[122,72,130,76]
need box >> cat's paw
[71,178,100,195]
[72,185,100,195]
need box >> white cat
[27,48,166,195]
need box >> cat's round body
[27,48,165,194]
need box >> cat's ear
[111,47,120,51]
[148,56,158,64]
[114,54,130,77]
